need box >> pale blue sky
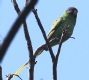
[0,0,89,80]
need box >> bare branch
[52,22,71,80]
[6,74,22,80]
[32,8,55,62]
[11,1,36,80]
[56,21,70,63]
[12,0,33,58]
[0,66,2,80]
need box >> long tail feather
[13,62,29,78]
[34,49,44,58]
[12,48,44,78]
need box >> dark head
[66,7,78,18]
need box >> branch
[52,32,63,80]
[0,66,2,80]
[11,0,36,80]
[0,0,38,63]
[52,22,70,80]
[11,0,33,59]
[6,74,22,80]
[56,21,70,64]
[32,8,55,62]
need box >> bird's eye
[69,8,72,11]
[69,9,71,10]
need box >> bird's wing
[47,17,63,40]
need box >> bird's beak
[74,9,78,15]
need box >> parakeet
[12,7,78,78]
[35,7,78,56]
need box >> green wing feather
[47,18,63,40]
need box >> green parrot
[12,7,78,78]
[35,7,78,56]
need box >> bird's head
[66,7,78,18]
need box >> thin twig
[32,8,64,80]
[0,66,2,80]
[11,0,33,59]
[32,8,55,62]
[12,74,22,80]
[53,23,70,80]
[56,21,70,63]
[52,32,63,80]
[56,33,63,63]
[11,0,35,80]
[6,74,22,80]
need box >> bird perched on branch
[35,7,78,56]
[12,7,78,78]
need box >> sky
[0,0,89,80]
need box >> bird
[12,7,78,78]
[35,7,78,57]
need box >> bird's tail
[12,62,29,78]
[34,48,44,58]
[12,48,44,78]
